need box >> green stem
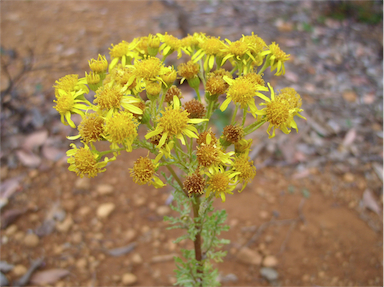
[164,164,188,197]
[244,119,266,135]
[97,147,125,157]
[192,195,203,285]
[194,87,201,102]
[258,57,269,75]
[231,104,239,125]
[242,107,247,127]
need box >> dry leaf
[30,269,69,285]
[105,242,136,257]
[22,130,48,151]
[42,145,65,161]
[362,189,381,215]
[342,129,356,146]
[0,175,24,199]
[0,208,27,229]
[16,150,41,168]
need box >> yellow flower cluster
[54,32,305,201]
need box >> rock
[131,253,143,265]
[148,202,157,211]
[97,203,115,219]
[12,264,27,276]
[121,273,137,286]
[23,233,39,247]
[134,196,145,207]
[75,177,90,190]
[96,184,114,195]
[0,272,9,286]
[71,232,82,244]
[78,206,91,216]
[237,247,262,265]
[219,273,238,283]
[62,199,76,212]
[262,255,278,267]
[55,216,73,233]
[124,229,137,242]
[342,90,357,102]
[76,258,87,269]
[259,211,268,219]
[260,267,279,282]
[343,173,354,183]
[5,224,18,236]
[14,231,25,241]
[302,274,310,282]
[156,206,171,216]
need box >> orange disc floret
[265,100,290,127]
[164,86,183,103]
[183,172,206,196]
[196,129,217,146]
[243,72,265,87]
[183,99,206,119]
[197,144,220,167]
[223,125,244,144]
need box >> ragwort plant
[53,32,306,286]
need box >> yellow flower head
[178,61,200,80]
[109,40,139,70]
[88,55,108,73]
[109,40,130,59]
[145,80,162,97]
[130,156,166,188]
[243,72,265,87]
[158,32,188,59]
[205,69,232,96]
[53,89,89,128]
[196,143,233,171]
[223,125,244,144]
[110,64,137,91]
[103,111,138,152]
[205,166,239,202]
[255,84,306,138]
[243,33,268,66]
[220,76,268,117]
[94,85,123,112]
[67,143,115,178]
[192,36,226,71]
[134,57,163,80]
[183,172,205,196]
[160,66,177,88]
[78,113,104,143]
[53,74,89,98]
[261,42,290,76]
[196,129,217,146]
[85,71,101,86]
[164,86,183,103]
[232,153,256,192]
[183,99,206,119]
[145,96,207,148]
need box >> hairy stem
[192,195,203,286]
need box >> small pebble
[121,273,137,286]
[262,255,278,267]
[97,203,116,219]
[23,233,39,247]
[12,264,27,276]
[96,184,114,195]
[260,267,279,282]
[156,206,171,216]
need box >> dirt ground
[0,1,383,286]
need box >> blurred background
[1,1,382,286]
